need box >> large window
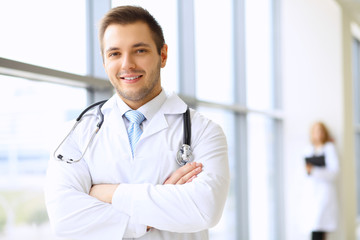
[0,0,87,75]
[194,0,282,239]
[247,114,277,239]
[245,0,274,111]
[194,0,233,104]
[0,0,91,238]
[0,75,87,239]
[245,0,281,239]
[352,38,360,219]
[0,76,87,176]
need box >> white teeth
[124,76,139,80]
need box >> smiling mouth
[120,75,143,81]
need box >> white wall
[282,0,347,239]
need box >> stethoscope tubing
[77,100,107,127]
[183,107,191,146]
[54,100,192,165]
[54,101,106,163]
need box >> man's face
[102,22,168,109]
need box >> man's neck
[119,88,162,110]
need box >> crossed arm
[89,162,203,232]
[89,162,203,204]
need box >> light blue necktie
[124,110,146,156]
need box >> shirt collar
[115,89,167,122]
[138,90,166,122]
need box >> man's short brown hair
[98,5,165,58]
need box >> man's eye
[136,49,147,54]
[109,52,119,57]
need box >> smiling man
[102,21,165,109]
[45,5,230,240]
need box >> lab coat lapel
[102,96,129,142]
[141,93,187,140]
[142,113,168,139]
[109,107,128,138]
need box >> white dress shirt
[44,90,230,240]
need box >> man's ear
[160,44,168,68]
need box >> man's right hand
[164,162,203,185]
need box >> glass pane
[356,133,360,218]
[0,75,87,239]
[353,39,360,124]
[247,113,276,240]
[194,0,233,104]
[196,106,236,240]
[245,0,274,110]
[111,0,179,93]
[0,0,87,75]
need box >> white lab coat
[44,91,230,240]
[300,142,339,232]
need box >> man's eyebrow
[105,47,120,53]
[105,43,151,53]
[133,42,151,48]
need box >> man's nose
[121,54,136,69]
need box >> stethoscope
[53,100,193,166]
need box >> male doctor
[45,5,230,240]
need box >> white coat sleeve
[44,134,147,239]
[310,143,339,182]
[111,119,230,232]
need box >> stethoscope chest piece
[176,107,192,166]
[176,144,193,166]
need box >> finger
[176,166,202,185]
[173,162,202,184]
[164,162,196,184]
[186,175,197,183]
[164,162,201,184]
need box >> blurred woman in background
[303,122,339,240]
